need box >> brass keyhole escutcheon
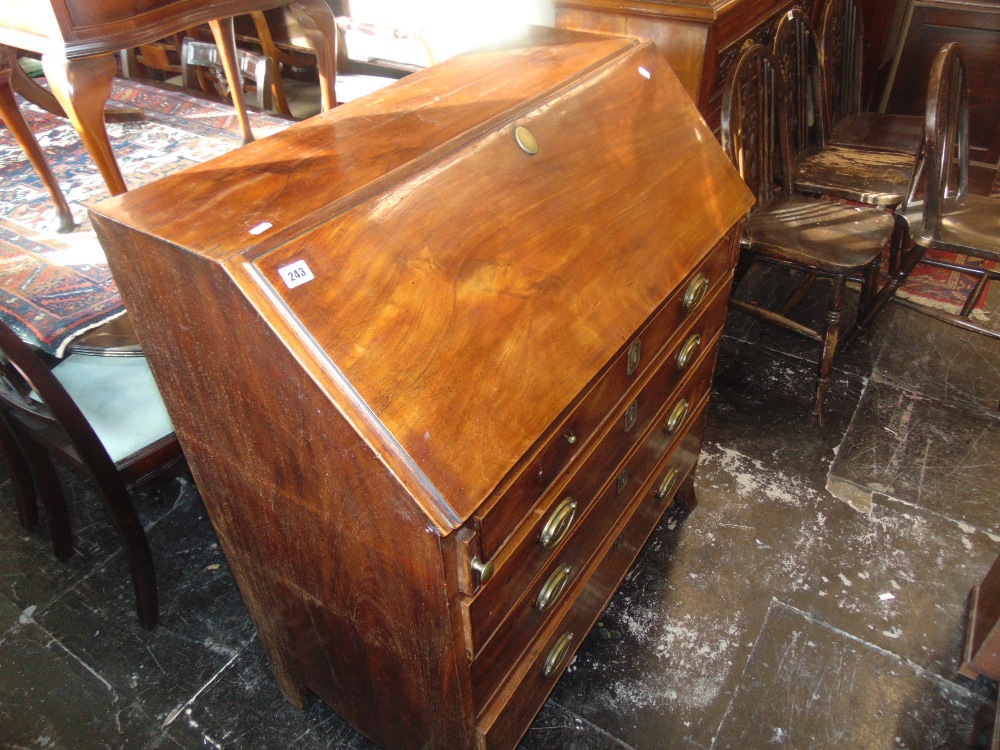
[616,468,629,494]
[626,339,642,376]
[676,333,702,371]
[683,273,710,312]
[624,400,638,432]
[515,126,538,155]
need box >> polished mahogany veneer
[90,27,753,750]
[553,0,822,129]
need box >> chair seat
[747,194,896,272]
[50,354,173,465]
[830,112,924,154]
[795,144,916,207]
[902,194,1000,261]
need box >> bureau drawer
[464,334,720,661]
[469,391,713,714]
[474,405,708,749]
[472,237,734,562]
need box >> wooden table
[0,0,337,196]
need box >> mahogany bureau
[90,26,753,750]
[553,0,819,130]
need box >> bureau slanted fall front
[90,27,753,750]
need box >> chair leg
[0,413,38,529]
[852,256,880,336]
[844,215,921,348]
[782,272,821,315]
[16,434,73,561]
[814,274,847,418]
[91,474,158,629]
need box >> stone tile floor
[0,276,997,749]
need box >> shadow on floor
[0,273,997,749]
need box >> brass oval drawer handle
[542,631,574,677]
[665,398,690,435]
[654,467,679,501]
[536,564,573,613]
[471,556,494,585]
[539,498,578,550]
[682,273,710,312]
[676,333,702,371]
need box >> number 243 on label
[278,260,315,289]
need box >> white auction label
[278,260,315,289]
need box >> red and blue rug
[0,79,291,355]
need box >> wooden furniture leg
[815,275,847,418]
[675,474,698,513]
[41,53,126,196]
[15,430,73,561]
[289,0,338,110]
[0,54,74,232]
[3,45,64,116]
[8,46,143,124]
[208,17,255,145]
[0,413,37,529]
[961,552,1000,681]
[249,11,294,116]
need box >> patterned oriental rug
[894,249,995,322]
[0,79,291,356]
[890,173,1000,325]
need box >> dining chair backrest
[720,44,796,212]
[181,38,275,111]
[0,319,180,629]
[819,0,863,128]
[918,42,969,238]
[0,324,107,466]
[772,7,828,157]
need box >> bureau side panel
[92,215,472,750]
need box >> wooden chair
[721,44,896,416]
[819,0,923,155]
[773,7,917,210]
[181,37,276,112]
[246,11,317,116]
[891,43,1000,340]
[0,47,73,233]
[0,320,182,629]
